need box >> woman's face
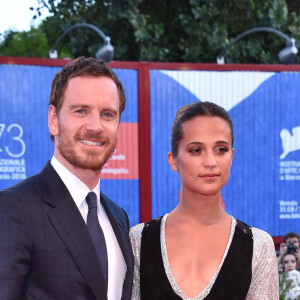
[283,254,297,272]
[168,116,234,197]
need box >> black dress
[139,217,253,300]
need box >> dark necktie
[86,191,108,288]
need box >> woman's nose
[203,151,217,168]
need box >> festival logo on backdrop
[279,126,300,220]
[151,70,300,235]
[280,127,300,160]
[0,123,27,182]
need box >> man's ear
[48,105,59,137]
[167,152,178,172]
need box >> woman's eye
[189,148,202,154]
[215,147,228,154]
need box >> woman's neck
[170,190,229,226]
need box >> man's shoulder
[0,172,45,220]
[1,172,41,196]
[0,161,53,198]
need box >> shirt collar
[51,156,100,208]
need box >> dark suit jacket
[0,162,134,300]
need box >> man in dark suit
[0,57,134,300]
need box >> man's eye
[101,112,115,119]
[75,109,86,114]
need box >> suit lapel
[40,162,108,300]
[101,193,134,300]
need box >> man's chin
[63,154,108,172]
[58,143,115,172]
[75,159,107,171]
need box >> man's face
[49,76,120,173]
[286,237,300,249]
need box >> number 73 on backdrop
[0,123,26,181]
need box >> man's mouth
[79,139,105,146]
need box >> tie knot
[86,192,98,209]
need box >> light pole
[49,23,114,62]
[217,27,298,65]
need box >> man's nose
[86,114,104,132]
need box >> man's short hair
[49,56,126,141]
[284,232,299,243]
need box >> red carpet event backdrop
[0,59,299,235]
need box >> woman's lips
[200,173,219,180]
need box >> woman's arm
[247,228,279,299]
[129,223,144,300]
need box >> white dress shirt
[51,157,127,300]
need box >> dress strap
[236,219,253,238]
[205,219,253,300]
[140,217,182,300]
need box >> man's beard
[57,127,117,171]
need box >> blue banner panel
[0,64,57,183]
[150,70,300,236]
[224,73,300,236]
[101,179,140,226]
[150,70,198,217]
[0,64,139,226]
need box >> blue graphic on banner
[0,64,57,185]
[0,64,139,226]
[150,70,300,236]
[150,70,198,217]
[224,73,300,236]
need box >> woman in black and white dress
[130,101,279,300]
